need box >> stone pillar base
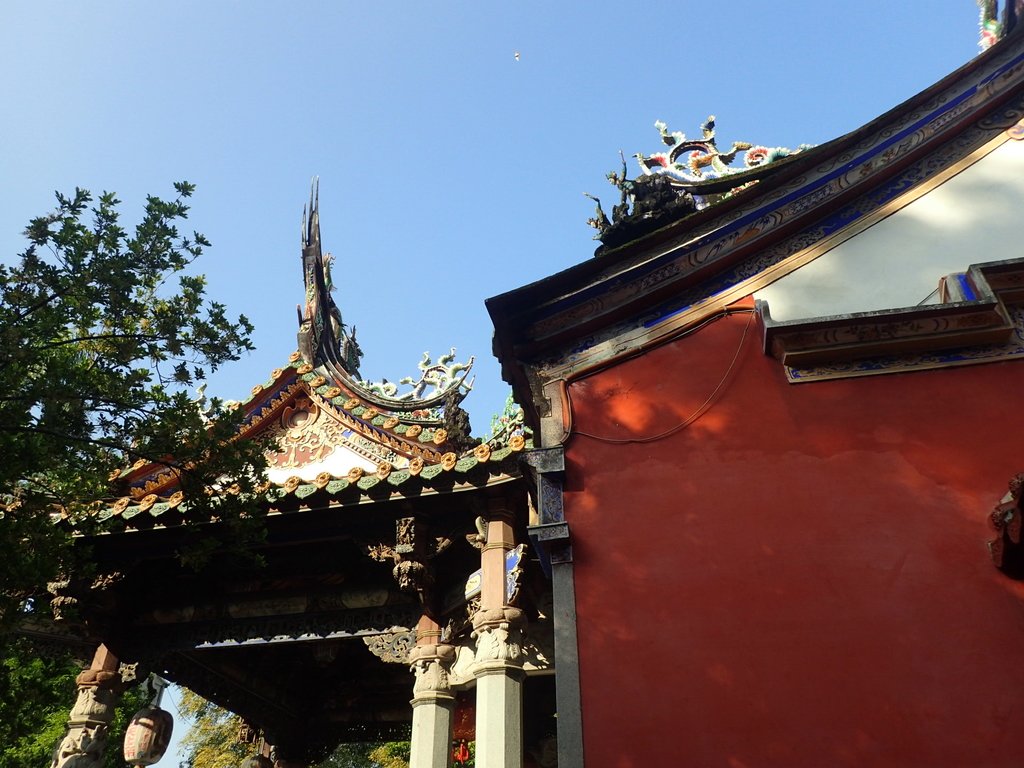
[409,644,456,768]
[472,607,525,768]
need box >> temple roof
[98,356,527,532]
[92,183,528,530]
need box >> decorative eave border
[762,258,1024,382]
[87,443,528,536]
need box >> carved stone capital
[471,606,525,633]
[471,607,526,673]
[409,643,456,698]
[408,643,456,667]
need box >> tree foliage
[177,689,417,768]
[0,184,266,624]
[177,688,256,768]
[0,634,145,768]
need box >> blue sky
[0,0,987,760]
[0,2,984,431]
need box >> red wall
[565,310,1024,768]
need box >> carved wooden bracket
[366,517,453,599]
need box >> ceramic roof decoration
[90,182,530,532]
[979,0,1022,50]
[586,117,811,250]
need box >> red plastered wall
[564,310,1024,768]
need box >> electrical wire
[568,308,756,445]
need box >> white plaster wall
[754,138,1024,321]
[265,440,382,484]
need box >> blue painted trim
[957,272,977,301]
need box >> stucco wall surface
[564,310,1024,768]
[754,138,1024,321]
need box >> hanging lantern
[123,675,173,767]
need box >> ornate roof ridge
[979,0,1023,51]
[327,349,475,412]
[585,117,811,250]
[295,179,473,411]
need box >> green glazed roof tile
[295,484,318,499]
[357,475,380,491]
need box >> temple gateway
[42,186,556,768]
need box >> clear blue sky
[0,2,982,427]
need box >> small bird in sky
[514,51,520,62]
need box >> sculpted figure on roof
[586,116,810,251]
[297,179,363,377]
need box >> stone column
[473,499,525,768]
[50,644,122,768]
[408,616,456,768]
